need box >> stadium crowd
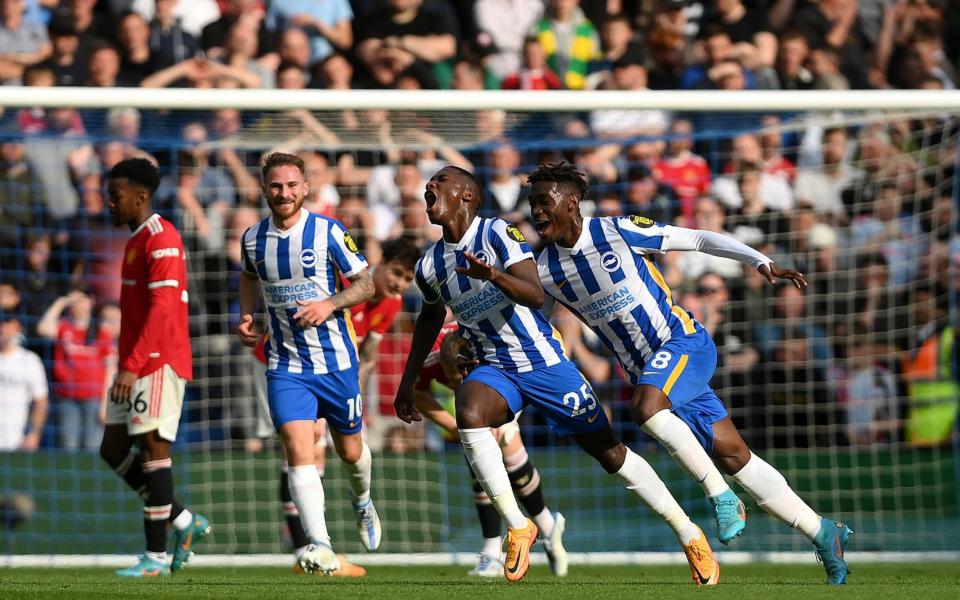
[0,0,957,456]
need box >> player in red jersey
[411,325,569,577]
[98,159,210,577]
[249,237,420,576]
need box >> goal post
[0,88,956,563]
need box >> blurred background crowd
[0,0,957,458]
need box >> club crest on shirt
[600,251,621,272]
[630,215,654,228]
[343,232,360,253]
[299,248,318,268]
[505,224,525,242]
[125,249,137,264]
[473,250,490,265]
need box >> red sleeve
[253,333,268,364]
[122,229,185,373]
[698,161,712,195]
[545,70,562,90]
[501,75,520,90]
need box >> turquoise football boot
[171,513,211,572]
[116,554,170,577]
[709,488,747,544]
[814,517,853,584]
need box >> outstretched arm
[661,225,806,288]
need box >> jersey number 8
[650,351,672,370]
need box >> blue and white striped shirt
[241,208,368,374]
[536,216,701,383]
[416,216,565,373]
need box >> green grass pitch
[2,564,959,600]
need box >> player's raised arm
[619,217,807,288]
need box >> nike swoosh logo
[557,280,569,288]
[587,413,599,424]
[181,530,193,550]
[692,562,711,585]
[506,546,525,574]
[144,569,161,577]
[642,371,661,375]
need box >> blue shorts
[637,329,729,454]
[266,368,363,435]
[463,360,609,437]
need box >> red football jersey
[119,214,192,380]
[413,322,461,392]
[652,154,712,223]
[351,295,402,341]
[53,320,115,400]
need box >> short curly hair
[526,161,589,200]
[108,158,159,193]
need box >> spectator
[680,24,744,89]
[116,11,157,86]
[144,0,201,71]
[808,44,849,90]
[722,164,792,241]
[754,282,833,367]
[849,181,922,286]
[355,0,457,89]
[264,0,353,65]
[501,36,561,90]
[0,0,51,84]
[64,0,118,58]
[646,25,686,90]
[901,283,958,447]
[451,57,485,90]
[37,291,116,451]
[154,121,235,249]
[481,141,525,216]
[774,28,814,91]
[15,232,68,337]
[203,0,269,56]
[313,50,352,89]
[794,126,863,223]
[587,12,643,89]
[589,56,670,138]
[758,115,797,183]
[0,310,48,453]
[299,150,340,217]
[669,196,743,281]
[701,0,776,70]
[261,26,311,75]
[651,119,710,221]
[140,54,260,88]
[85,41,121,88]
[132,0,220,39]
[841,325,898,446]
[23,107,96,220]
[474,0,543,82]
[792,0,869,89]
[530,0,599,90]
[42,12,85,86]
[215,20,272,88]
[713,135,794,214]
[0,137,40,248]
[621,163,681,226]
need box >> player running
[395,166,719,585]
[249,236,420,576]
[100,158,210,577]
[528,161,852,584]
[413,324,568,578]
[237,152,380,574]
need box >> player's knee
[631,392,669,425]
[99,442,123,468]
[455,404,487,430]
[337,445,362,464]
[594,444,627,474]
[715,447,751,475]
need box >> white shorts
[106,364,185,442]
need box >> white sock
[171,509,193,531]
[641,409,729,497]
[733,452,822,542]
[460,428,527,530]
[287,464,330,544]
[145,550,167,563]
[532,508,555,537]
[345,442,372,505]
[616,449,701,544]
[481,536,501,557]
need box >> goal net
[0,89,957,561]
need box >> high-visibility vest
[903,326,959,446]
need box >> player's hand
[758,262,807,289]
[19,431,40,452]
[455,252,497,282]
[237,314,260,346]
[394,386,423,424]
[293,299,335,328]
[111,370,137,403]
